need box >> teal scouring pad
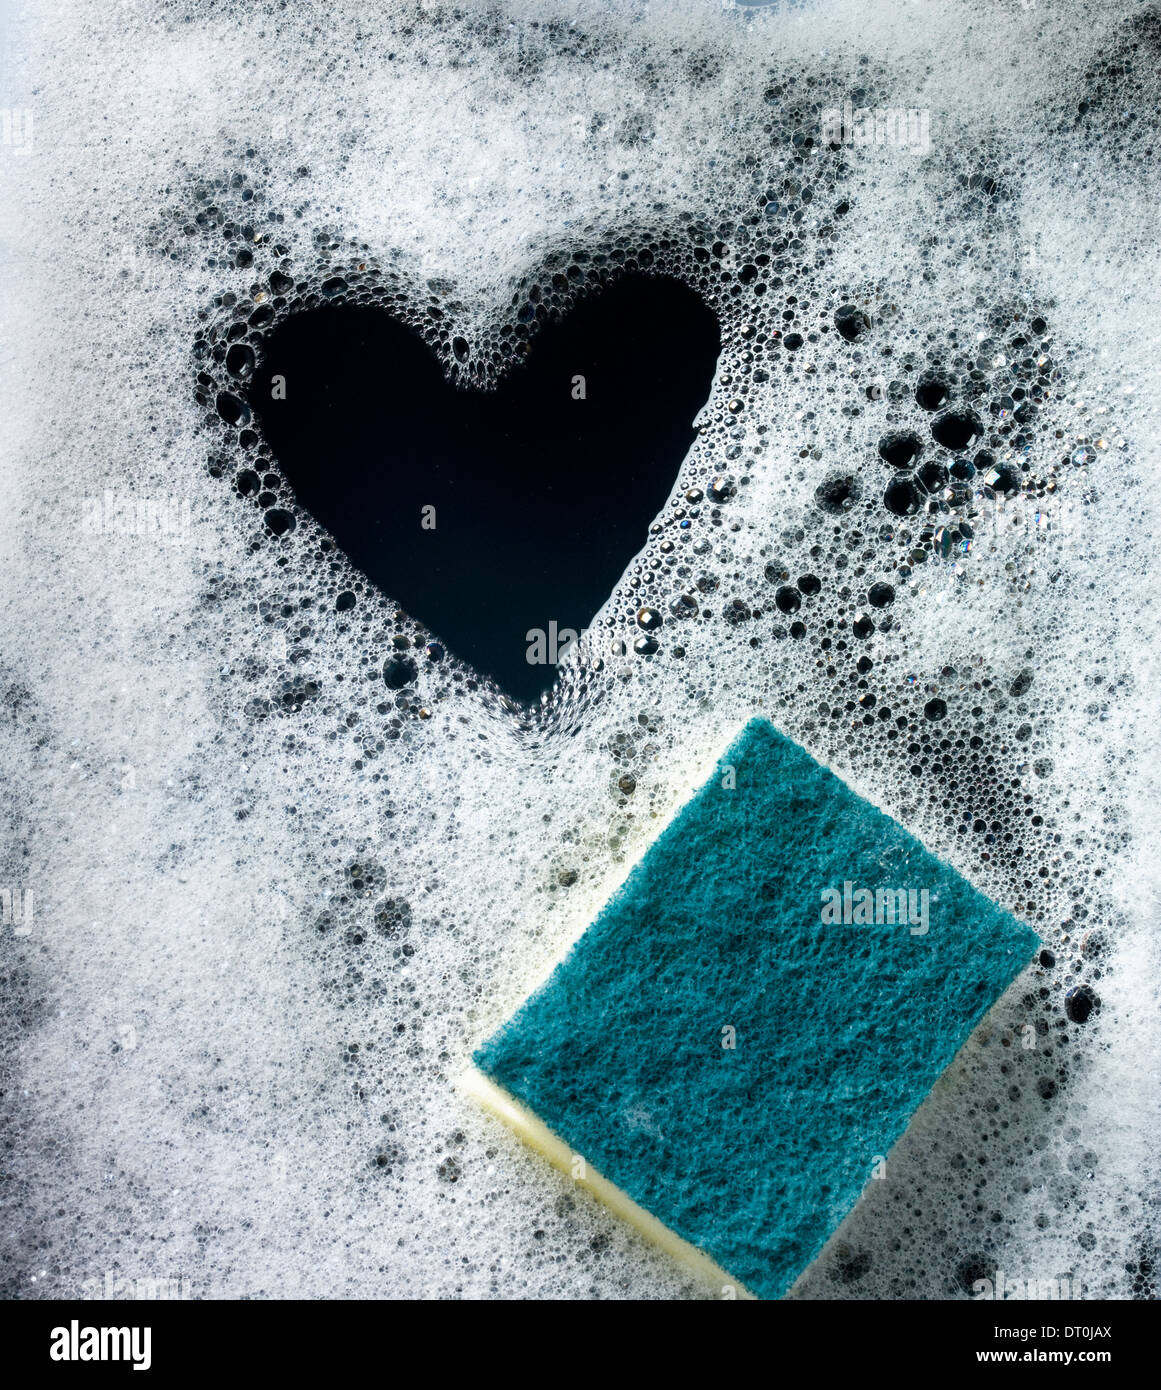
[471,718,1039,1299]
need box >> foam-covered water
[1,0,1158,1299]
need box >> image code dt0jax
[0,0,1157,1366]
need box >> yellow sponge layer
[462,1068,756,1300]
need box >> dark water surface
[252,274,721,703]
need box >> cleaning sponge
[472,718,1039,1299]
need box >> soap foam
[0,0,1157,1299]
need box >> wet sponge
[473,718,1039,1299]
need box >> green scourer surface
[474,719,1040,1299]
